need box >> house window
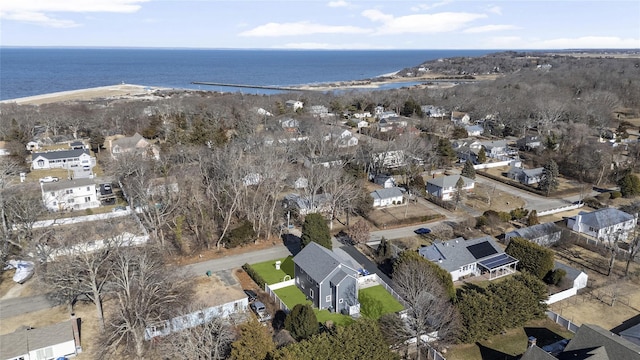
[589,227,595,232]
[309,289,314,298]
[339,298,343,304]
[66,189,73,194]
[37,159,44,167]
[50,192,55,196]
[87,186,90,191]
[68,198,74,203]
[326,295,331,302]
[85,197,91,202]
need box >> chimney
[70,313,83,354]
[527,336,537,348]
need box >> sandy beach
[0,83,170,106]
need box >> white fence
[546,310,579,333]
[268,279,295,290]
[538,203,584,217]
[15,208,132,230]
[145,298,249,340]
[546,288,578,305]
[41,231,149,262]
[473,159,519,170]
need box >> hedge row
[242,263,266,289]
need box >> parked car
[244,289,258,302]
[414,227,431,235]
[39,176,59,183]
[250,301,271,322]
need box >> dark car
[414,228,431,235]
[244,289,258,302]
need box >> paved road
[0,294,57,320]
[184,245,291,277]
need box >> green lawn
[445,318,574,360]
[274,285,310,307]
[274,285,353,325]
[250,256,295,284]
[358,285,404,320]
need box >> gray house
[505,222,563,247]
[506,166,544,185]
[293,242,359,314]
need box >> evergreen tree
[230,318,276,360]
[505,237,554,279]
[527,210,540,225]
[453,176,465,209]
[284,304,319,341]
[461,159,476,179]
[437,138,456,165]
[477,147,487,164]
[618,172,640,197]
[539,159,559,196]
[376,237,392,259]
[301,213,332,249]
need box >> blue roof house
[293,242,360,315]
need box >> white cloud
[487,6,502,15]
[2,11,79,28]
[463,24,519,33]
[1,0,149,27]
[411,1,453,12]
[239,21,371,37]
[276,42,388,50]
[328,0,349,8]
[362,10,487,34]
[531,36,640,49]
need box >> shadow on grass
[476,342,517,360]
[523,327,566,348]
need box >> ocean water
[0,48,493,100]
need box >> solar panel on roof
[467,241,498,259]
[478,253,518,270]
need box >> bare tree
[388,254,460,358]
[102,246,193,359]
[157,312,236,360]
[346,219,370,245]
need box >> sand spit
[1,84,172,106]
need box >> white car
[39,176,59,183]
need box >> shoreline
[0,83,173,106]
[1,73,494,106]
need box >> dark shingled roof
[521,345,558,360]
[41,178,96,192]
[294,242,346,283]
[32,148,89,161]
[560,323,640,360]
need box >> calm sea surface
[0,48,493,100]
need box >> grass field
[251,256,295,284]
[358,285,404,320]
[274,285,354,326]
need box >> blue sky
[1,0,639,49]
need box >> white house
[370,187,404,207]
[31,149,94,170]
[506,166,544,185]
[324,128,358,147]
[41,178,100,212]
[426,175,475,201]
[352,112,372,119]
[421,105,446,118]
[309,105,329,118]
[373,174,396,188]
[567,208,637,243]
[465,124,484,137]
[451,111,471,125]
[0,320,80,360]
[285,100,304,111]
[25,140,40,152]
[546,261,588,304]
[357,120,370,129]
[419,236,518,281]
[283,193,332,215]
